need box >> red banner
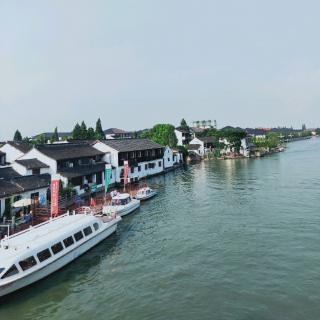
[124,161,129,187]
[51,179,60,217]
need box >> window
[168,158,171,162]
[37,249,52,262]
[148,163,155,169]
[96,172,103,185]
[1,265,19,279]
[32,168,40,175]
[63,236,74,248]
[131,167,135,174]
[0,268,4,275]
[19,256,37,271]
[93,223,99,231]
[145,164,148,170]
[159,161,162,167]
[74,231,84,242]
[51,242,64,254]
[138,166,141,172]
[83,226,93,236]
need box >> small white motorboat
[135,187,157,201]
[103,193,140,217]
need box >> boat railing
[5,213,70,240]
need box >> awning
[12,198,32,208]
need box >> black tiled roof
[0,180,23,197]
[104,128,128,134]
[0,167,21,180]
[7,141,31,153]
[0,174,50,197]
[101,139,164,152]
[187,144,201,150]
[58,162,105,179]
[16,158,49,169]
[13,174,51,192]
[198,136,217,143]
[175,126,191,133]
[36,143,105,161]
[32,132,72,140]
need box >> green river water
[0,138,320,320]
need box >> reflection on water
[0,139,320,320]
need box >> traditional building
[93,139,165,183]
[188,136,217,156]
[174,127,194,146]
[0,167,50,217]
[18,143,107,196]
[104,128,133,140]
[0,141,31,164]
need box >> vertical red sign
[124,161,129,187]
[51,179,60,217]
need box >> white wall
[19,148,57,175]
[175,130,184,146]
[0,144,24,163]
[93,142,118,167]
[163,147,174,169]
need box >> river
[1,138,320,320]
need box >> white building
[0,167,50,218]
[93,139,165,184]
[174,127,193,146]
[189,137,217,156]
[17,143,107,196]
[0,142,31,164]
[104,128,133,140]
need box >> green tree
[36,134,46,145]
[142,124,178,148]
[80,121,88,139]
[13,130,22,141]
[95,118,105,140]
[51,127,59,143]
[87,127,96,139]
[72,123,82,139]
[180,118,188,130]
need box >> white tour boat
[0,211,121,298]
[103,193,140,217]
[134,187,157,201]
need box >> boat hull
[0,220,118,298]
[135,191,157,201]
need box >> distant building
[192,120,214,129]
[104,128,133,140]
[188,137,217,156]
[175,127,193,146]
[32,132,72,143]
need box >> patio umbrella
[12,198,32,208]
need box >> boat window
[19,256,37,271]
[83,226,93,236]
[74,231,84,242]
[1,265,19,279]
[37,249,52,262]
[51,242,64,254]
[63,236,74,248]
[93,223,99,231]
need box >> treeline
[11,118,105,145]
[71,118,104,140]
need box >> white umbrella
[12,198,32,208]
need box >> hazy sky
[1,0,320,139]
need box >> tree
[80,121,88,139]
[95,118,104,140]
[36,134,46,145]
[87,127,96,139]
[180,118,188,130]
[13,130,22,141]
[72,123,82,139]
[142,124,178,148]
[51,127,59,143]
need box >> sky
[1,0,320,139]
